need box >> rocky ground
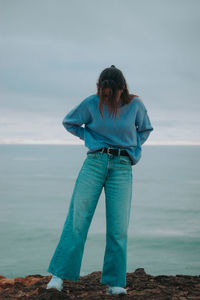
[0,268,200,299]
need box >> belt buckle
[107,147,113,156]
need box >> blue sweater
[62,94,154,165]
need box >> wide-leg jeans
[47,149,133,287]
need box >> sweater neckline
[95,94,132,108]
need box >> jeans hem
[47,268,79,281]
[100,278,126,288]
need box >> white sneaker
[106,286,127,295]
[46,275,63,291]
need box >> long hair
[96,65,138,120]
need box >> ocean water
[0,145,199,279]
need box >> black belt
[95,147,129,157]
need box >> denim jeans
[47,149,133,287]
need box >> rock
[0,269,199,299]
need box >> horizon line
[0,140,200,146]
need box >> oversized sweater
[62,94,154,165]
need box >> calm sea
[0,145,199,278]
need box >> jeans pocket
[119,156,131,165]
[87,152,98,159]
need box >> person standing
[46,65,154,295]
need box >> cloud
[0,0,200,144]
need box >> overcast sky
[0,0,200,145]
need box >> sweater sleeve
[135,101,154,145]
[62,98,91,140]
